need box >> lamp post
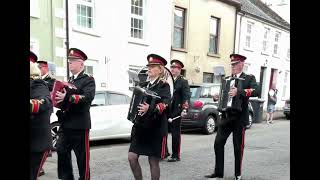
[65,0,70,79]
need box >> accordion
[218,76,244,112]
[127,86,161,124]
[51,80,77,108]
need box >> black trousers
[213,114,246,177]
[57,128,90,180]
[168,118,182,159]
[30,150,49,180]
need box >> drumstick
[168,116,181,123]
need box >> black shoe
[38,169,45,177]
[167,157,180,162]
[234,175,242,180]
[204,173,223,178]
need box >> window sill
[207,53,221,58]
[272,54,280,59]
[128,38,149,47]
[261,52,269,56]
[72,27,101,37]
[171,47,188,53]
[243,47,254,52]
[30,14,40,19]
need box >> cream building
[171,0,241,84]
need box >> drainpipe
[237,12,243,53]
[65,0,70,79]
[50,0,54,66]
[233,8,238,53]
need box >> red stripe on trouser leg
[37,150,49,177]
[161,136,166,159]
[240,128,245,174]
[85,130,90,180]
[178,127,181,159]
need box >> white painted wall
[67,0,173,94]
[235,15,290,110]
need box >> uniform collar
[41,73,49,80]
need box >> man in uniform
[205,54,259,180]
[37,59,56,176]
[55,48,96,180]
[38,60,56,91]
[167,59,190,162]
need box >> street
[40,119,290,180]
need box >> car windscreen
[190,87,200,98]
[199,85,221,98]
[91,93,106,106]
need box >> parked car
[283,98,290,120]
[50,90,133,150]
[181,83,254,134]
[181,84,221,134]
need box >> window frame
[129,0,148,45]
[244,21,254,51]
[73,0,98,36]
[172,6,186,50]
[273,31,281,57]
[208,16,220,55]
[261,27,270,55]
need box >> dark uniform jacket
[169,75,190,118]
[136,78,171,136]
[225,72,259,126]
[30,79,53,152]
[58,71,96,130]
[43,74,56,92]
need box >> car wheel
[246,112,253,129]
[50,121,61,151]
[203,115,216,135]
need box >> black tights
[128,152,160,180]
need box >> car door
[106,92,132,136]
[90,92,115,140]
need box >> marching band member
[128,54,171,180]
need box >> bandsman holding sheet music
[54,48,96,180]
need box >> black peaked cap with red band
[146,54,167,66]
[68,48,88,61]
[230,53,247,65]
[170,59,184,69]
[37,60,48,65]
[30,51,38,63]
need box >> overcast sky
[261,0,290,23]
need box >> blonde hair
[30,61,41,80]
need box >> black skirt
[129,124,167,159]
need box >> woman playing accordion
[128,54,171,180]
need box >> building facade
[235,0,290,110]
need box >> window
[245,22,254,49]
[30,0,40,18]
[84,65,93,75]
[282,71,289,99]
[209,17,220,54]
[203,72,214,83]
[181,69,186,77]
[108,93,129,105]
[76,0,94,29]
[131,0,145,39]
[273,32,281,56]
[262,28,270,53]
[92,93,106,106]
[173,7,186,49]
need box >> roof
[238,0,290,31]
